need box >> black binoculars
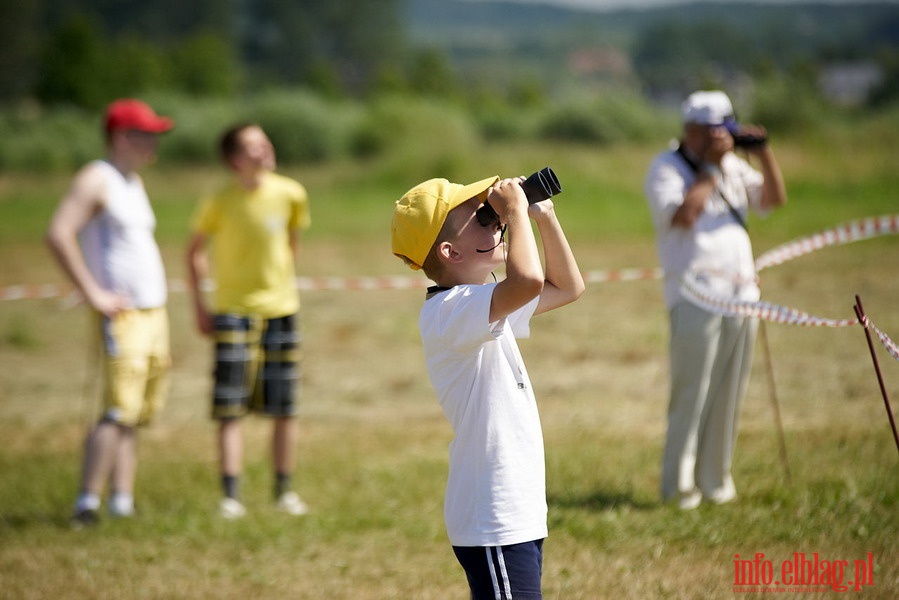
[731,131,768,149]
[475,167,562,227]
[724,122,768,149]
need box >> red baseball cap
[104,99,174,134]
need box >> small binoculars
[724,121,768,149]
[476,167,562,227]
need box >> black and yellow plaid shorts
[211,313,301,419]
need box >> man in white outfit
[644,91,787,509]
[47,99,174,526]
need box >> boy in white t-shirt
[391,175,584,599]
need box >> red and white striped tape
[681,214,899,359]
[0,283,75,301]
[681,272,899,360]
[3,214,895,356]
[0,268,663,301]
[755,214,899,272]
[870,320,899,361]
[682,270,858,328]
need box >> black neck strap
[676,143,701,174]
[426,285,453,297]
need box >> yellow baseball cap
[391,175,498,270]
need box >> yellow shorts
[98,307,171,426]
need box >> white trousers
[661,302,757,504]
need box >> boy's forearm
[757,147,788,210]
[535,209,584,295]
[46,227,104,304]
[185,235,208,303]
[489,194,544,323]
[504,205,543,286]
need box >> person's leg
[74,310,150,523]
[217,417,246,519]
[453,540,544,600]
[697,316,757,502]
[273,416,296,492]
[74,420,121,522]
[212,314,254,518]
[661,303,721,507]
[219,417,243,496]
[109,425,137,517]
[272,416,306,513]
[258,314,306,513]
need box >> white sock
[74,492,101,513]
[108,492,134,516]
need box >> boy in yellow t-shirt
[187,124,311,519]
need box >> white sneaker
[276,491,309,516]
[677,491,702,511]
[706,490,737,505]
[705,478,737,505]
[108,494,135,518]
[219,497,247,520]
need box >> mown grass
[0,134,897,599]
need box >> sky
[481,0,898,10]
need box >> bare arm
[671,147,786,228]
[488,179,544,323]
[532,201,585,316]
[45,164,128,317]
[186,232,213,335]
[671,170,716,229]
[289,229,301,267]
[751,144,788,211]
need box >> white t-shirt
[645,147,765,309]
[420,283,546,547]
[80,160,167,309]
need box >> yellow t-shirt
[192,172,310,318]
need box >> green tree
[104,35,169,97]
[407,49,459,99]
[238,0,405,94]
[36,16,174,108]
[632,20,757,97]
[870,47,899,107]
[169,32,239,96]
[0,0,42,101]
[36,16,109,108]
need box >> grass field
[1,136,897,599]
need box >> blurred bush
[748,71,828,134]
[539,92,667,145]
[145,93,240,163]
[251,89,362,164]
[353,94,480,183]
[0,104,100,171]
[2,86,896,173]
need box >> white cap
[681,90,735,126]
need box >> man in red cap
[46,98,174,527]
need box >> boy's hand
[528,198,555,219]
[486,177,527,224]
[88,288,130,319]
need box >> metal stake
[853,295,899,458]
[758,319,792,484]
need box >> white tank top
[80,160,167,308]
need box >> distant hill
[407,0,899,49]
[405,0,899,95]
